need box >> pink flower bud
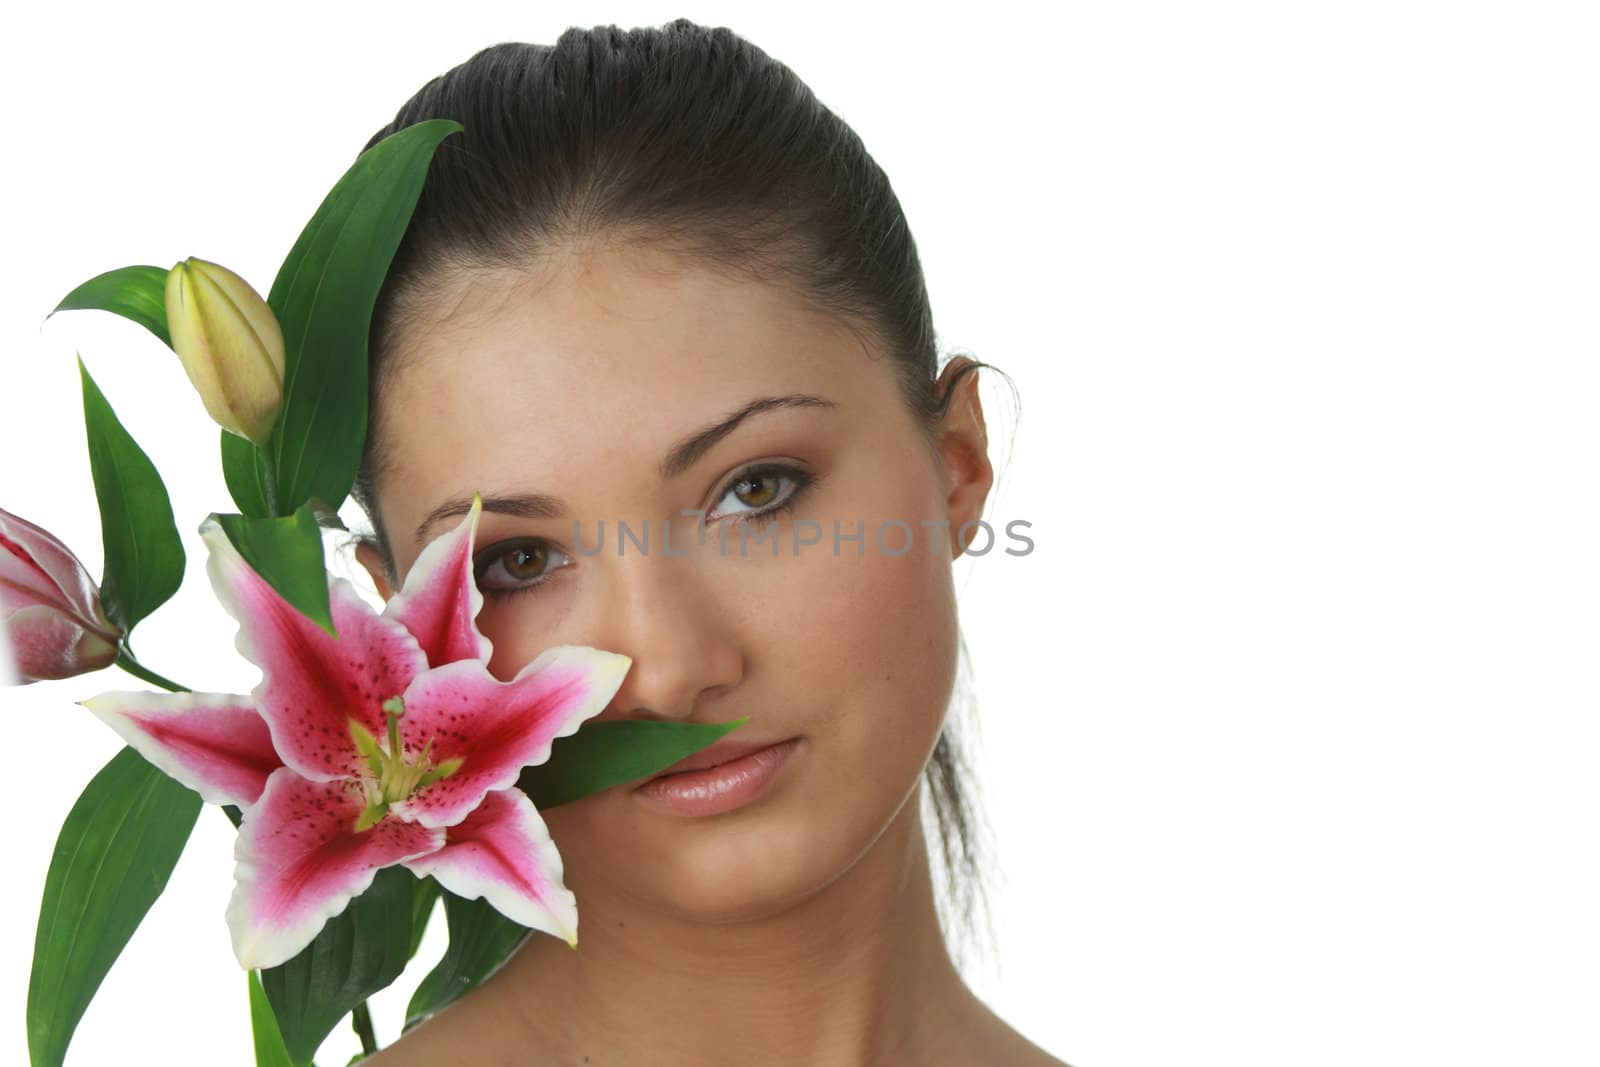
[0,506,123,684]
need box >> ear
[354,540,396,602]
[933,357,995,559]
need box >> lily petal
[80,690,282,806]
[390,646,631,829]
[383,494,491,668]
[0,624,15,685]
[203,519,427,781]
[404,787,578,947]
[0,506,104,616]
[4,604,119,683]
[0,536,66,609]
[227,768,443,970]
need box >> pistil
[348,696,463,832]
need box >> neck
[480,784,977,1067]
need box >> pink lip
[633,737,802,817]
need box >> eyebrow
[412,392,838,548]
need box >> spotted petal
[404,787,578,946]
[383,493,491,667]
[389,645,631,829]
[227,768,443,970]
[80,690,282,807]
[202,518,427,781]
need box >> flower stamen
[347,695,463,831]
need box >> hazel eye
[708,463,814,523]
[731,472,781,509]
[502,545,548,580]
[474,538,571,596]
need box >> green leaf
[248,970,301,1067]
[78,358,184,636]
[518,717,750,810]
[409,876,442,961]
[212,503,334,636]
[50,265,171,348]
[222,430,271,518]
[404,891,530,1032]
[27,746,203,1067]
[265,118,461,516]
[260,866,413,1065]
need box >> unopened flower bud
[0,506,123,684]
[164,257,285,446]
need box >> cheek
[530,522,961,902]
[792,454,963,770]
[483,455,961,915]
[794,527,960,787]
[480,592,579,682]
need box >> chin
[655,804,863,918]
[548,781,886,925]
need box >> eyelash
[472,462,816,601]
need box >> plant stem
[256,445,280,516]
[114,650,188,693]
[352,1001,378,1055]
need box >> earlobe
[354,541,396,602]
[934,358,995,560]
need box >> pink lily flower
[1,506,122,684]
[81,495,630,969]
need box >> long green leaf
[248,118,461,517]
[248,970,300,1067]
[79,358,184,636]
[27,746,202,1067]
[212,503,334,636]
[408,876,442,961]
[260,865,414,1065]
[50,265,171,348]
[518,717,749,810]
[404,891,530,1032]
[222,431,271,518]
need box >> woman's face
[360,238,992,924]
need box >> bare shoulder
[997,1030,1075,1067]
[365,974,1075,1067]
[357,1022,445,1067]
[358,993,497,1067]
[959,996,1075,1067]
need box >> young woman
[350,19,1065,1066]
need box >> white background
[2,2,1596,1065]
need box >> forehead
[372,240,892,528]
[403,239,855,382]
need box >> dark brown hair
[349,18,1013,972]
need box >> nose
[583,554,745,723]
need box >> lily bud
[164,258,285,446]
[0,506,123,684]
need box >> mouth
[633,736,801,787]
[631,737,803,818]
